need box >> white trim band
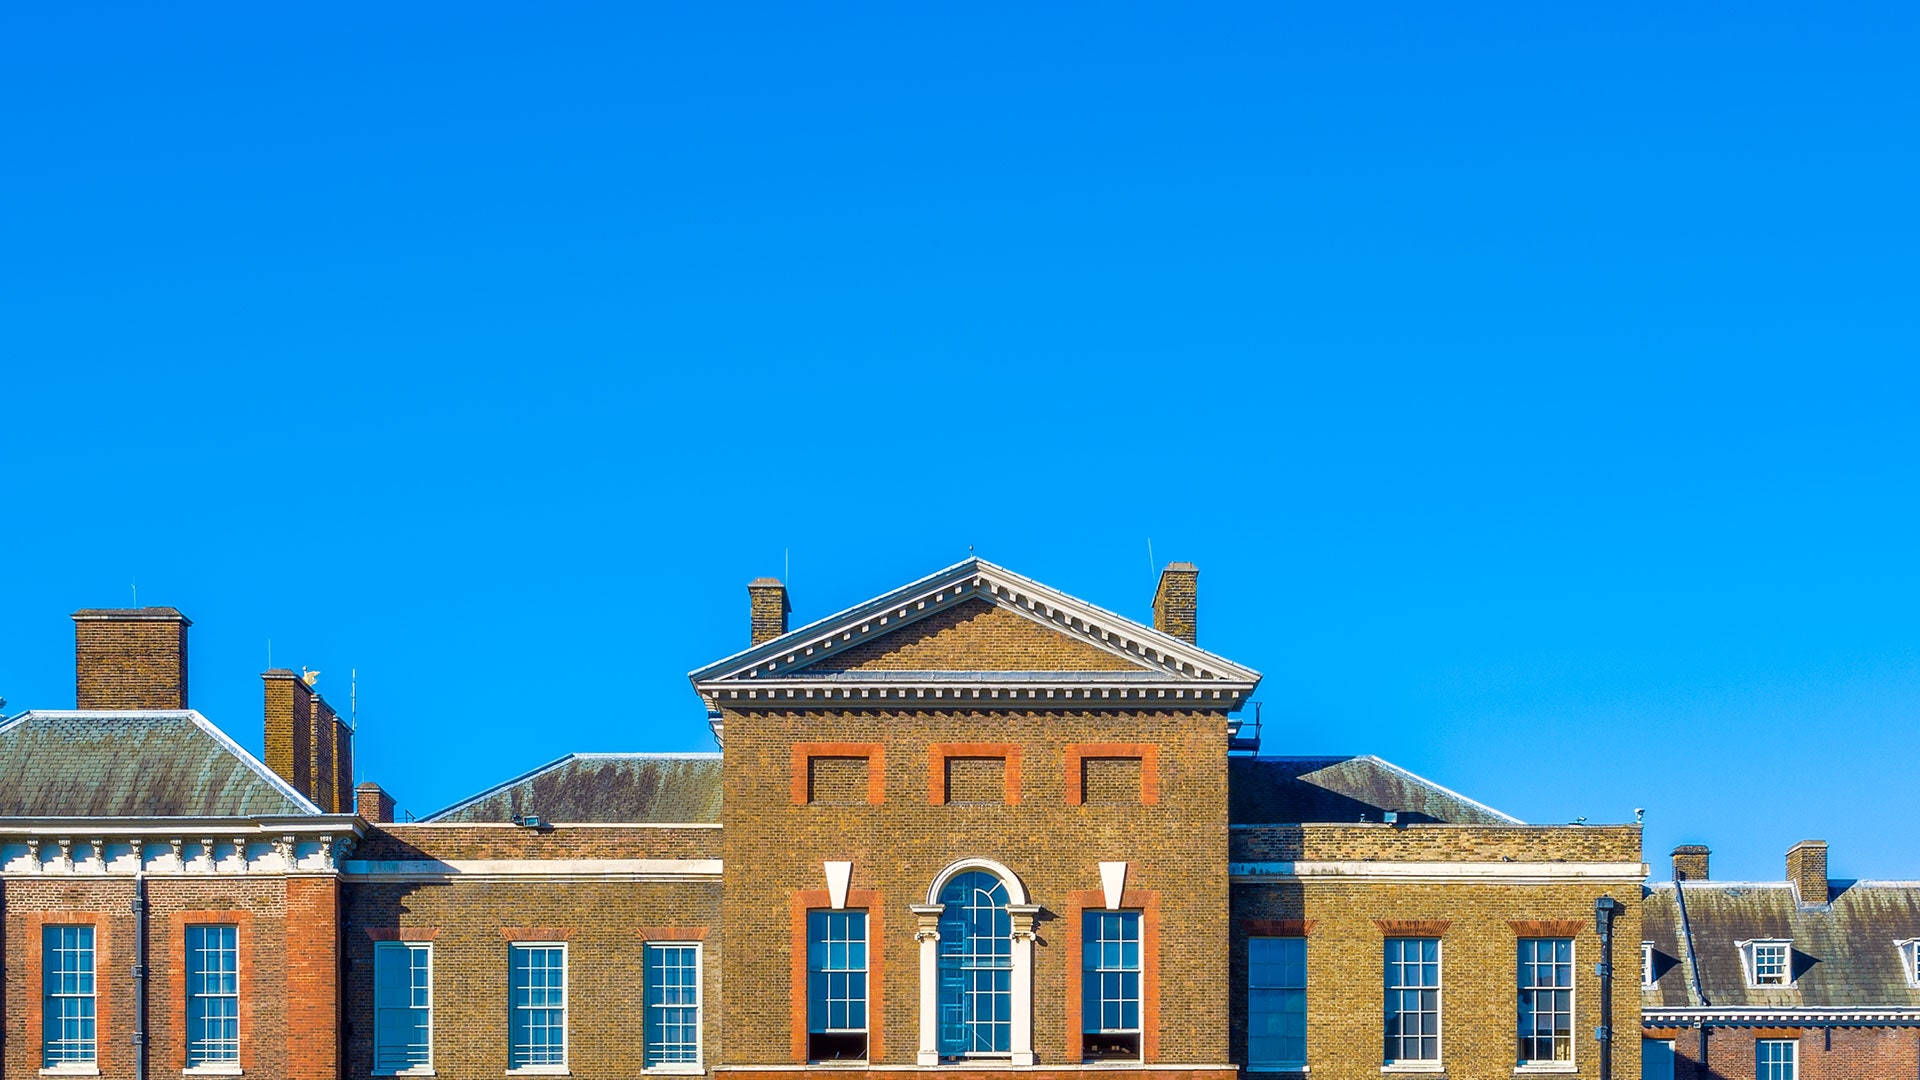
[343,858,722,881]
[1231,860,1647,882]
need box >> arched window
[936,870,1013,1056]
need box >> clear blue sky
[3,3,1916,882]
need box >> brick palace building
[4,559,1660,1079]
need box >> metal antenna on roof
[131,578,137,606]
[351,668,358,731]
[266,638,272,669]
[1145,538,1155,581]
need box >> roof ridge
[420,753,581,822]
[183,711,325,815]
[1357,754,1526,825]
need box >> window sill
[1514,1067,1576,1075]
[1381,1066,1445,1075]
[184,1068,244,1078]
[40,1069,102,1079]
[505,1070,570,1077]
[643,1068,706,1076]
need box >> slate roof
[1229,755,1523,825]
[0,710,321,818]
[424,753,723,824]
[1644,881,1920,1012]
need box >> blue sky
[2,3,1916,881]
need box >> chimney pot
[1672,844,1710,881]
[1152,562,1198,644]
[356,782,396,824]
[72,607,191,710]
[748,577,790,645]
[1787,840,1829,904]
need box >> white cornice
[1231,860,1649,883]
[1646,1007,1920,1025]
[342,857,722,881]
[688,559,1261,705]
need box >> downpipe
[1594,895,1620,1080]
[132,870,149,1080]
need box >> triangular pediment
[689,559,1261,710]
[805,597,1152,674]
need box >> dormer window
[1898,939,1920,989]
[1642,942,1656,987]
[1739,939,1793,987]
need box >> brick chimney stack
[1152,562,1198,644]
[749,577,790,645]
[263,668,353,810]
[356,782,395,824]
[1672,845,1710,881]
[72,607,192,710]
[1787,840,1829,904]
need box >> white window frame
[42,924,98,1071]
[1081,909,1143,1062]
[807,909,871,1062]
[1246,936,1306,1072]
[1516,937,1575,1070]
[185,923,241,1069]
[1641,942,1656,988]
[914,858,1036,1067]
[1383,936,1442,1068]
[508,941,569,1075]
[642,940,703,1074]
[372,941,433,1076]
[1756,1037,1798,1080]
[1898,939,1920,989]
[1738,939,1793,988]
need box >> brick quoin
[284,877,339,1080]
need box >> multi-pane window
[936,870,1012,1057]
[1384,937,1441,1064]
[1517,938,1574,1064]
[373,942,432,1074]
[186,925,240,1066]
[1642,942,1656,987]
[42,925,97,1068]
[1757,1038,1798,1080]
[1748,940,1791,987]
[1081,911,1141,1060]
[509,944,568,1070]
[644,943,701,1069]
[1247,937,1306,1070]
[807,911,869,1061]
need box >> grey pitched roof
[0,710,321,818]
[1644,881,1920,1011]
[1229,755,1523,825]
[424,753,723,824]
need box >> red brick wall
[1664,1025,1920,1080]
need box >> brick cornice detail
[928,742,1022,805]
[1375,918,1450,937]
[1509,919,1588,938]
[1063,743,1160,806]
[1064,888,1160,1063]
[499,926,573,941]
[1752,1027,1803,1039]
[18,911,116,1074]
[365,926,440,941]
[637,926,709,941]
[1241,917,1315,936]
[791,888,884,1062]
[791,742,886,805]
[169,909,256,1073]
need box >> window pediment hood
[689,558,1261,711]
